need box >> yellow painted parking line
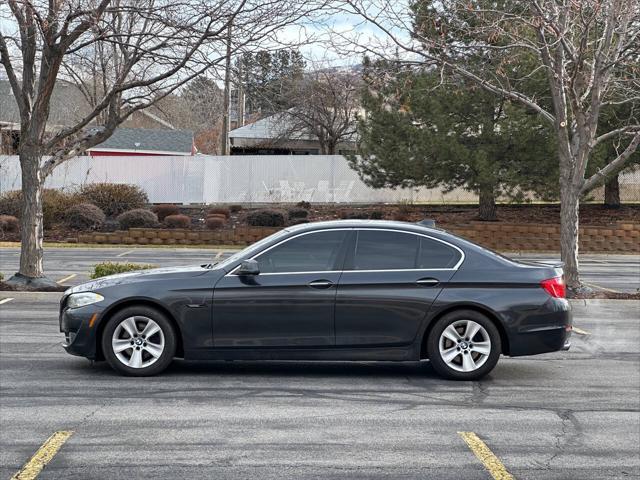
[56,274,77,284]
[0,297,14,305]
[572,326,591,336]
[584,282,621,294]
[458,431,515,480]
[116,249,134,257]
[11,430,74,480]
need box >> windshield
[214,229,290,271]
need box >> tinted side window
[353,231,418,270]
[255,231,347,273]
[418,237,460,269]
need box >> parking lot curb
[0,291,64,301]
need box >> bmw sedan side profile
[60,220,572,380]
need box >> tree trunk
[18,149,45,278]
[478,189,497,221]
[604,174,620,208]
[559,183,581,290]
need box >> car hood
[65,265,216,294]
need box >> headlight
[67,292,104,309]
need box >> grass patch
[90,262,157,279]
[0,241,242,250]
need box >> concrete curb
[0,291,64,301]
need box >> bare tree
[334,0,640,289]
[0,0,326,288]
[276,69,360,154]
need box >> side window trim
[347,228,464,272]
[226,227,464,275]
[227,228,353,276]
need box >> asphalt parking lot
[0,296,638,479]
[1,247,639,293]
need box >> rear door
[335,229,463,347]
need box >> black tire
[426,310,501,380]
[101,305,176,376]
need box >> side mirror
[237,259,260,276]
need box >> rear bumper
[507,298,572,357]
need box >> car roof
[285,219,443,235]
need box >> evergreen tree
[350,59,557,220]
[237,49,306,115]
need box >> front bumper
[59,300,104,359]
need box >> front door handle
[308,280,334,289]
[415,278,439,287]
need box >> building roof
[88,128,194,154]
[229,112,316,141]
[0,79,91,128]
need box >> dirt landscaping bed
[1,203,638,244]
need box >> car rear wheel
[427,310,501,380]
[102,306,176,376]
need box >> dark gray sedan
[60,220,572,380]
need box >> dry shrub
[205,216,226,230]
[152,204,180,221]
[64,203,106,230]
[80,183,148,217]
[164,214,191,229]
[0,215,19,233]
[117,209,158,229]
[208,207,231,218]
[229,204,243,213]
[246,209,286,227]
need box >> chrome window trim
[225,227,465,276]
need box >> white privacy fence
[1,155,638,204]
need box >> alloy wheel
[438,319,491,373]
[111,316,165,369]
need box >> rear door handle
[308,280,334,289]
[415,278,439,287]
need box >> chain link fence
[1,154,638,204]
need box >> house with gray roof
[229,112,357,155]
[87,128,194,156]
[1,79,186,155]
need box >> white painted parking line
[56,274,77,284]
[0,298,14,305]
[116,249,135,257]
[572,326,591,336]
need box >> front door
[335,229,462,346]
[212,230,349,347]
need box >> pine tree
[350,59,557,220]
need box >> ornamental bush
[208,206,231,218]
[80,183,148,217]
[164,214,191,229]
[64,203,106,230]
[246,209,286,227]
[117,209,158,229]
[0,188,81,228]
[90,262,156,279]
[152,204,180,222]
[287,208,309,219]
[0,215,19,233]
[205,216,226,230]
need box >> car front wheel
[427,310,501,380]
[101,306,176,376]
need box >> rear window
[352,230,460,270]
[417,237,460,268]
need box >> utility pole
[237,59,245,128]
[221,22,232,155]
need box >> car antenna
[417,219,436,228]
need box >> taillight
[541,276,566,298]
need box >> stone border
[76,222,639,253]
